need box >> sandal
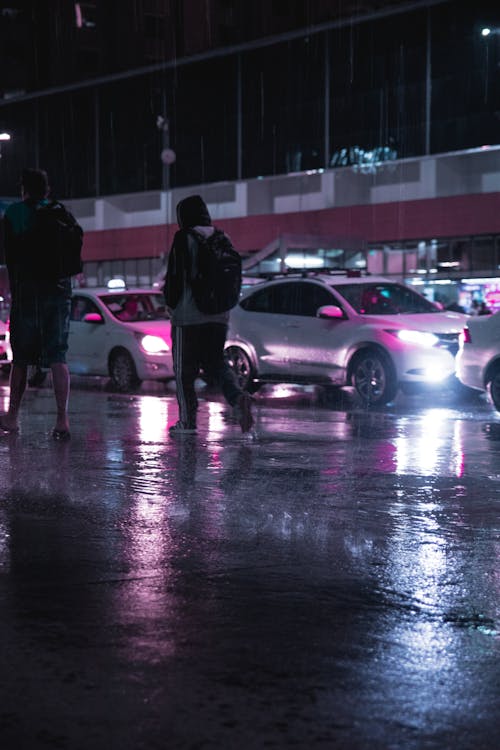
[0,420,19,434]
[52,429,71,441]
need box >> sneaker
[169,420,197,435]
[234,392,254,433]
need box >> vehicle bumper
[136,355,173,381]
[455,352,485,391]
[397,347,456,385]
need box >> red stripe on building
[82,192,500,261]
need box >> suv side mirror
[83,312,104,324]
[317,305,344,319]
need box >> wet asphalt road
[0,379,499,750]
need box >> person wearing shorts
[0,168,72,439]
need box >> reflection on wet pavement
[0,383,499,749]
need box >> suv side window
[241,286,276,313]
[295,282,336,316]
[241,283,302,315]
[241,281,335,316]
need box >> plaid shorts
[9,279,72,367]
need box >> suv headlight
[387,329,439,347]
[136,333,170,354]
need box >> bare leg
[50,362,70,433]
[0,364,28,431]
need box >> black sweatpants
[172,323,242,426]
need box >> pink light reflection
[138,396,169,442]
[74,3,83,27]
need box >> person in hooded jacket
[164,194,254,435]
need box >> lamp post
[0,132,11,159]
[480,26,499,105]
[156,114,176,283]
[156,115,175,191]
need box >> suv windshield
[332,282,439,315]
[99,293,168,321]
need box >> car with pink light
[225,271,468,406]
[68,281,172,391]
[455,310,500,411]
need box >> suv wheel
[487,367,500,411]
[109,349,141,392]
[225,346,259,393]
[351,348,398,406]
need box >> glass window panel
[124,259,139,286]
[0,101,38,197]
[242,36,324,178]
[329,9,426,164]
[82,261,99,287]
[430,3,500,153]
[138,258,152,286]
[168,57,237,186]
[471,236,495,271]
[38,90,96,198]
[99,77,163,195]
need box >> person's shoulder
[173,228,190,243]
[4,200,35,233]
[4,200,25,218]
[170,228,191,254]
[213,227,235,245]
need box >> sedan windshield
[99,293,168,321]
[332,282,440,315]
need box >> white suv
[225,272,468,405]
[455,311,500,411]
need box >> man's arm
[163,230,189,310]
[3,211,17,274]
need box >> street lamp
[156,114,176,283]
[481,26,500,37]
[156,115,175,191]
[480,26,499,105]
[0,132,11,159]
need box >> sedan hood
[125,319,171,341]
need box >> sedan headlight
[138,334,170,354]
[387,329,439,347]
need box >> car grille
[435,332,460,356]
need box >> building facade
[1,0,500,311]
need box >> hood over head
[176,195,211,229]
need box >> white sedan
[67,284,173,391]
[455,311,500,410]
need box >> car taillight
[459,327,471,346]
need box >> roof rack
[249,268,371,280]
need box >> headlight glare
[388,329,439,347]
[139,334,170,353]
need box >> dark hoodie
[164,195,228,325]
[176,194,211,229]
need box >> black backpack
[189,228,242,314]
[33,200,84,279]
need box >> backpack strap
[185,229,203,283]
